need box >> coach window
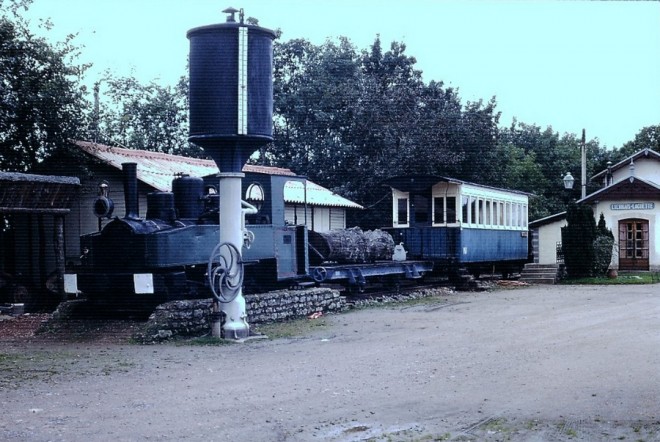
[446,196,457,223]
[470,197,477,226]
[433,197,445,224]
[461,196,469,224]
[397,198,408,225]
[485,200,492,226]
[499,201,504,226]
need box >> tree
[93,73,202,157]
[561,202,597,278]
[0,0,89,171]
[614,124,660,159]
[266,36,503,228]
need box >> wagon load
[308,227,395,265]
[363,229,395,261]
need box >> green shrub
[593,235,615,276]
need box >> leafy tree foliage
[613,124,660,159]
[497,122,611,220]
[265,36,501,228]
[93,73,203,157]
[0,0,89,171]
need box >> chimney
[122,162,139,219]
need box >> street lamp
[563,172,575,190]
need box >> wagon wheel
[312,267,328,283]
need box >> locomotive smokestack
[122,162,139,219]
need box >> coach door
[618,219,649,271]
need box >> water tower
[187,7,276,339]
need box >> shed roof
[282,180,363,209]
[75,141,362,209]
[0,172,80,214]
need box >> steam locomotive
[63,163,529,309]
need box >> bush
[593,235,615,276]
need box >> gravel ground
[0,283,659,441]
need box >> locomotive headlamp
[563,172,575,190]
[93,180,114,219]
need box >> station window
[397,198,408,225]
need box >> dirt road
[1,284,659,441]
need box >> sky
[20,0,660,149]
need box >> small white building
[530,148,660,271]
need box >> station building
[530,148,660,271]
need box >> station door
[618,219,649,271]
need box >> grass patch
[252,315,330,340]
[561,272,660,285]
[177,336,235,346]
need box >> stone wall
[135,287,345,343]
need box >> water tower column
[187,8,276,340]
[218,172,248,338]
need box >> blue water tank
[187,13,276,172]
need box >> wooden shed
[0,172,80,309]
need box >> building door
[618,219,649,271]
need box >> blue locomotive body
[66,164,308,307]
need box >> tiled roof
[75,141,362,209]
[76,141,295,192]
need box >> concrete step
[520,263,560,284]
[523,264,559,270]
[521,272,558,278]
[520,277,557,284]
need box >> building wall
[611,160,660,184]
[65,166,151,265]
[536,219,567,265]
[284,205,347,232]
[591,200,658,270]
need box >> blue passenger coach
[384,176,530,278]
